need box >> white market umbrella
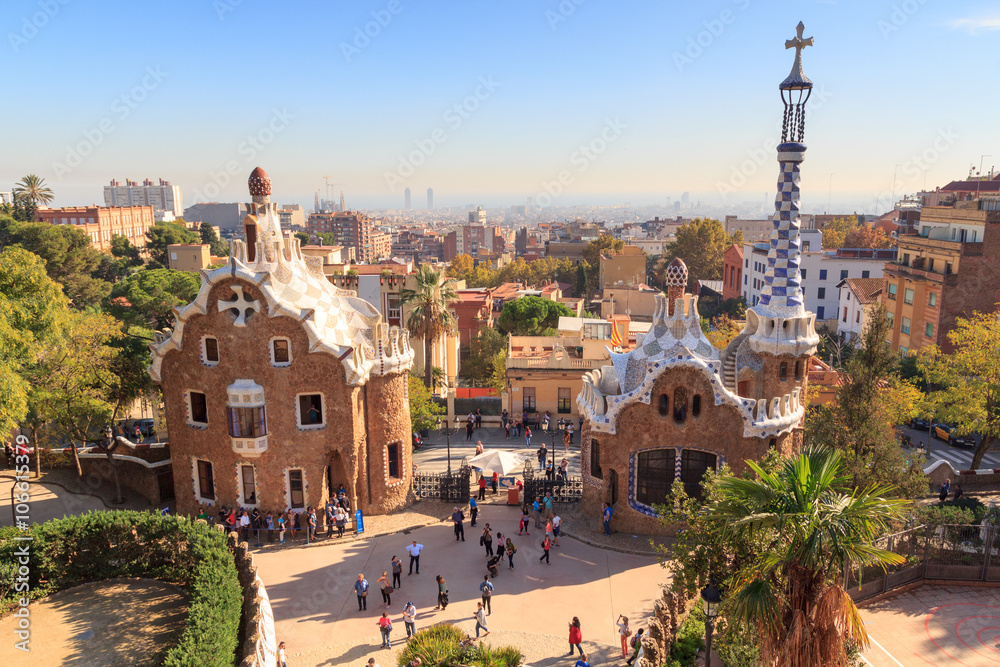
[468,449,526,476]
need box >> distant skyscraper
[681,192,690,206]
[404,187,411,210]
[314,191,321,213]
[340,190,346,212]
[427,188,434,210]
[469,206,485,225]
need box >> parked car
[910,417,931,431]
[931,423,976,448]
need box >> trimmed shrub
[15,510,241,667]
[397,624,521,667]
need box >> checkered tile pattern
[758,158,804,314]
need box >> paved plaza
[860,584,1000,666]
[253,502,664,666]
[414,422,582,476]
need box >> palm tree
[13,174,54,207]
[400,265,458,389]
[708,447,906,667]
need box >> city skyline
[3,0,998,213]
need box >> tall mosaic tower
[746,22,820,358]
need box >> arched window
[658,394,669,416]
[779,362,788,380]
[673,387,687,423]
[692,394,701,417]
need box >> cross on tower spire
[780,21,814,91]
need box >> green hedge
[15,511,242,667]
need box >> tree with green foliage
[583,234,625,268]
[12,174,54,207]
[806,307,924,496]
[662,218,739,283]
[408,373,444,432]
[575,262,587,297]
[463,327,508,386]
[199,223,230,257]
[144,220,199,266]
[919,311,1000,470]
[317,232,338,246]
[95,234,145,283]
[0,247,68,441]
[400,265,458,388]
[294,231,310,245]
[706,448,906,667]
[105,268,200,332]
[820,215,860,249]
[497,295,573,336]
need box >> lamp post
[700,579,722,667]
[437,416,460,474]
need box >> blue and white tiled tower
[746,22,820,358]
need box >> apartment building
[882,200,1000,353]
[721,244,743,301]
[105,178,183,217]
[836,278,883,346]
[36,205,155,252]
[307,211,391,263]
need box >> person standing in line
[478,474,487,500]
[479,576,494,614]
[533,496,543,529]
[524,426,532,449]
[335,505,347,538]
[307,507,317,544]
[474,601,490,638]
[391,556,402,590]
[551,513,562,547]
[266,512,275,543]
[406,540,423,575]
[543,492,553,520]
[378,571,392,608]
[505,538,517,570]
[402,600,417,637]
[292,511,301,540]
[434,575,449,610]
[354,573,369,611]
[278,641,288,667]
[616,615,631,658]
[519,506,530,535]
[491,471,499,495]
[603,502,613,536]
[568,617,583,655]
[469,497,478,527]
[277,512,286,544]
[239,510,251,542]
[539,535,551,564]
[377,612,392,648]
[325,502,335,538]
[452,506,465,541]
[482,523,494,557]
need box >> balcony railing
[506,357,607,369]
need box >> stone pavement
[859,584,1000,666]
[252,502,666,667]
[0,468,150,527]
[414,424,582,476]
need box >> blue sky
[3,0,998,211]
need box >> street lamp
[437,416,460,474]
[700,579,722,667]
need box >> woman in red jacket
[568,616,583,655]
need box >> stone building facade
[577,34,820,534]
[150,167,415,517]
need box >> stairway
[720,333,749,393]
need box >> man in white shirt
[405,541,423,575]
[403,601,417,637]
[551,513,562,546]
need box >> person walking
[474,601,490,638]
[335,505,347,538]
[378,571,392,608]
[505,420,511,440]
[539,535,551,564]
[616,615,631,658]
[469,497,478,528]
[551,513,561,546]
[377,612,393,648]
[524,426,532,449]
[354,573,369,611]
[434,575,449,610]
[452,506,465,542]
[406,541,423,575]
[402,601,417,638]
[533,496,543,529]
[278,641,288,667]
[603,502,613,536]
[482,524,493,557]
[626,628,645,666]
[567,421,574,444]
[568,617,583,655]
[519,506,530,535]
[505,538,517,570]
[491,471,499,495]
[391,556,402,590]
[479,576,494,615]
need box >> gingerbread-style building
[577,24,821,534]
[149,167,415,516]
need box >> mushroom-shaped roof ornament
[248,166,271,197]
[664,258,688,288]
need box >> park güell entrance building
[576,24,821,534]
[149,168,416,517]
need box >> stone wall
[925,458,1000,490]
[78,452,170,506]
[636,586,695,667]
[220,526,278,667]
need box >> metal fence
[522,462,583,503]
[412,464,471,502]
[846,523,1000,602]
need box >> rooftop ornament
[779,21,814,144]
